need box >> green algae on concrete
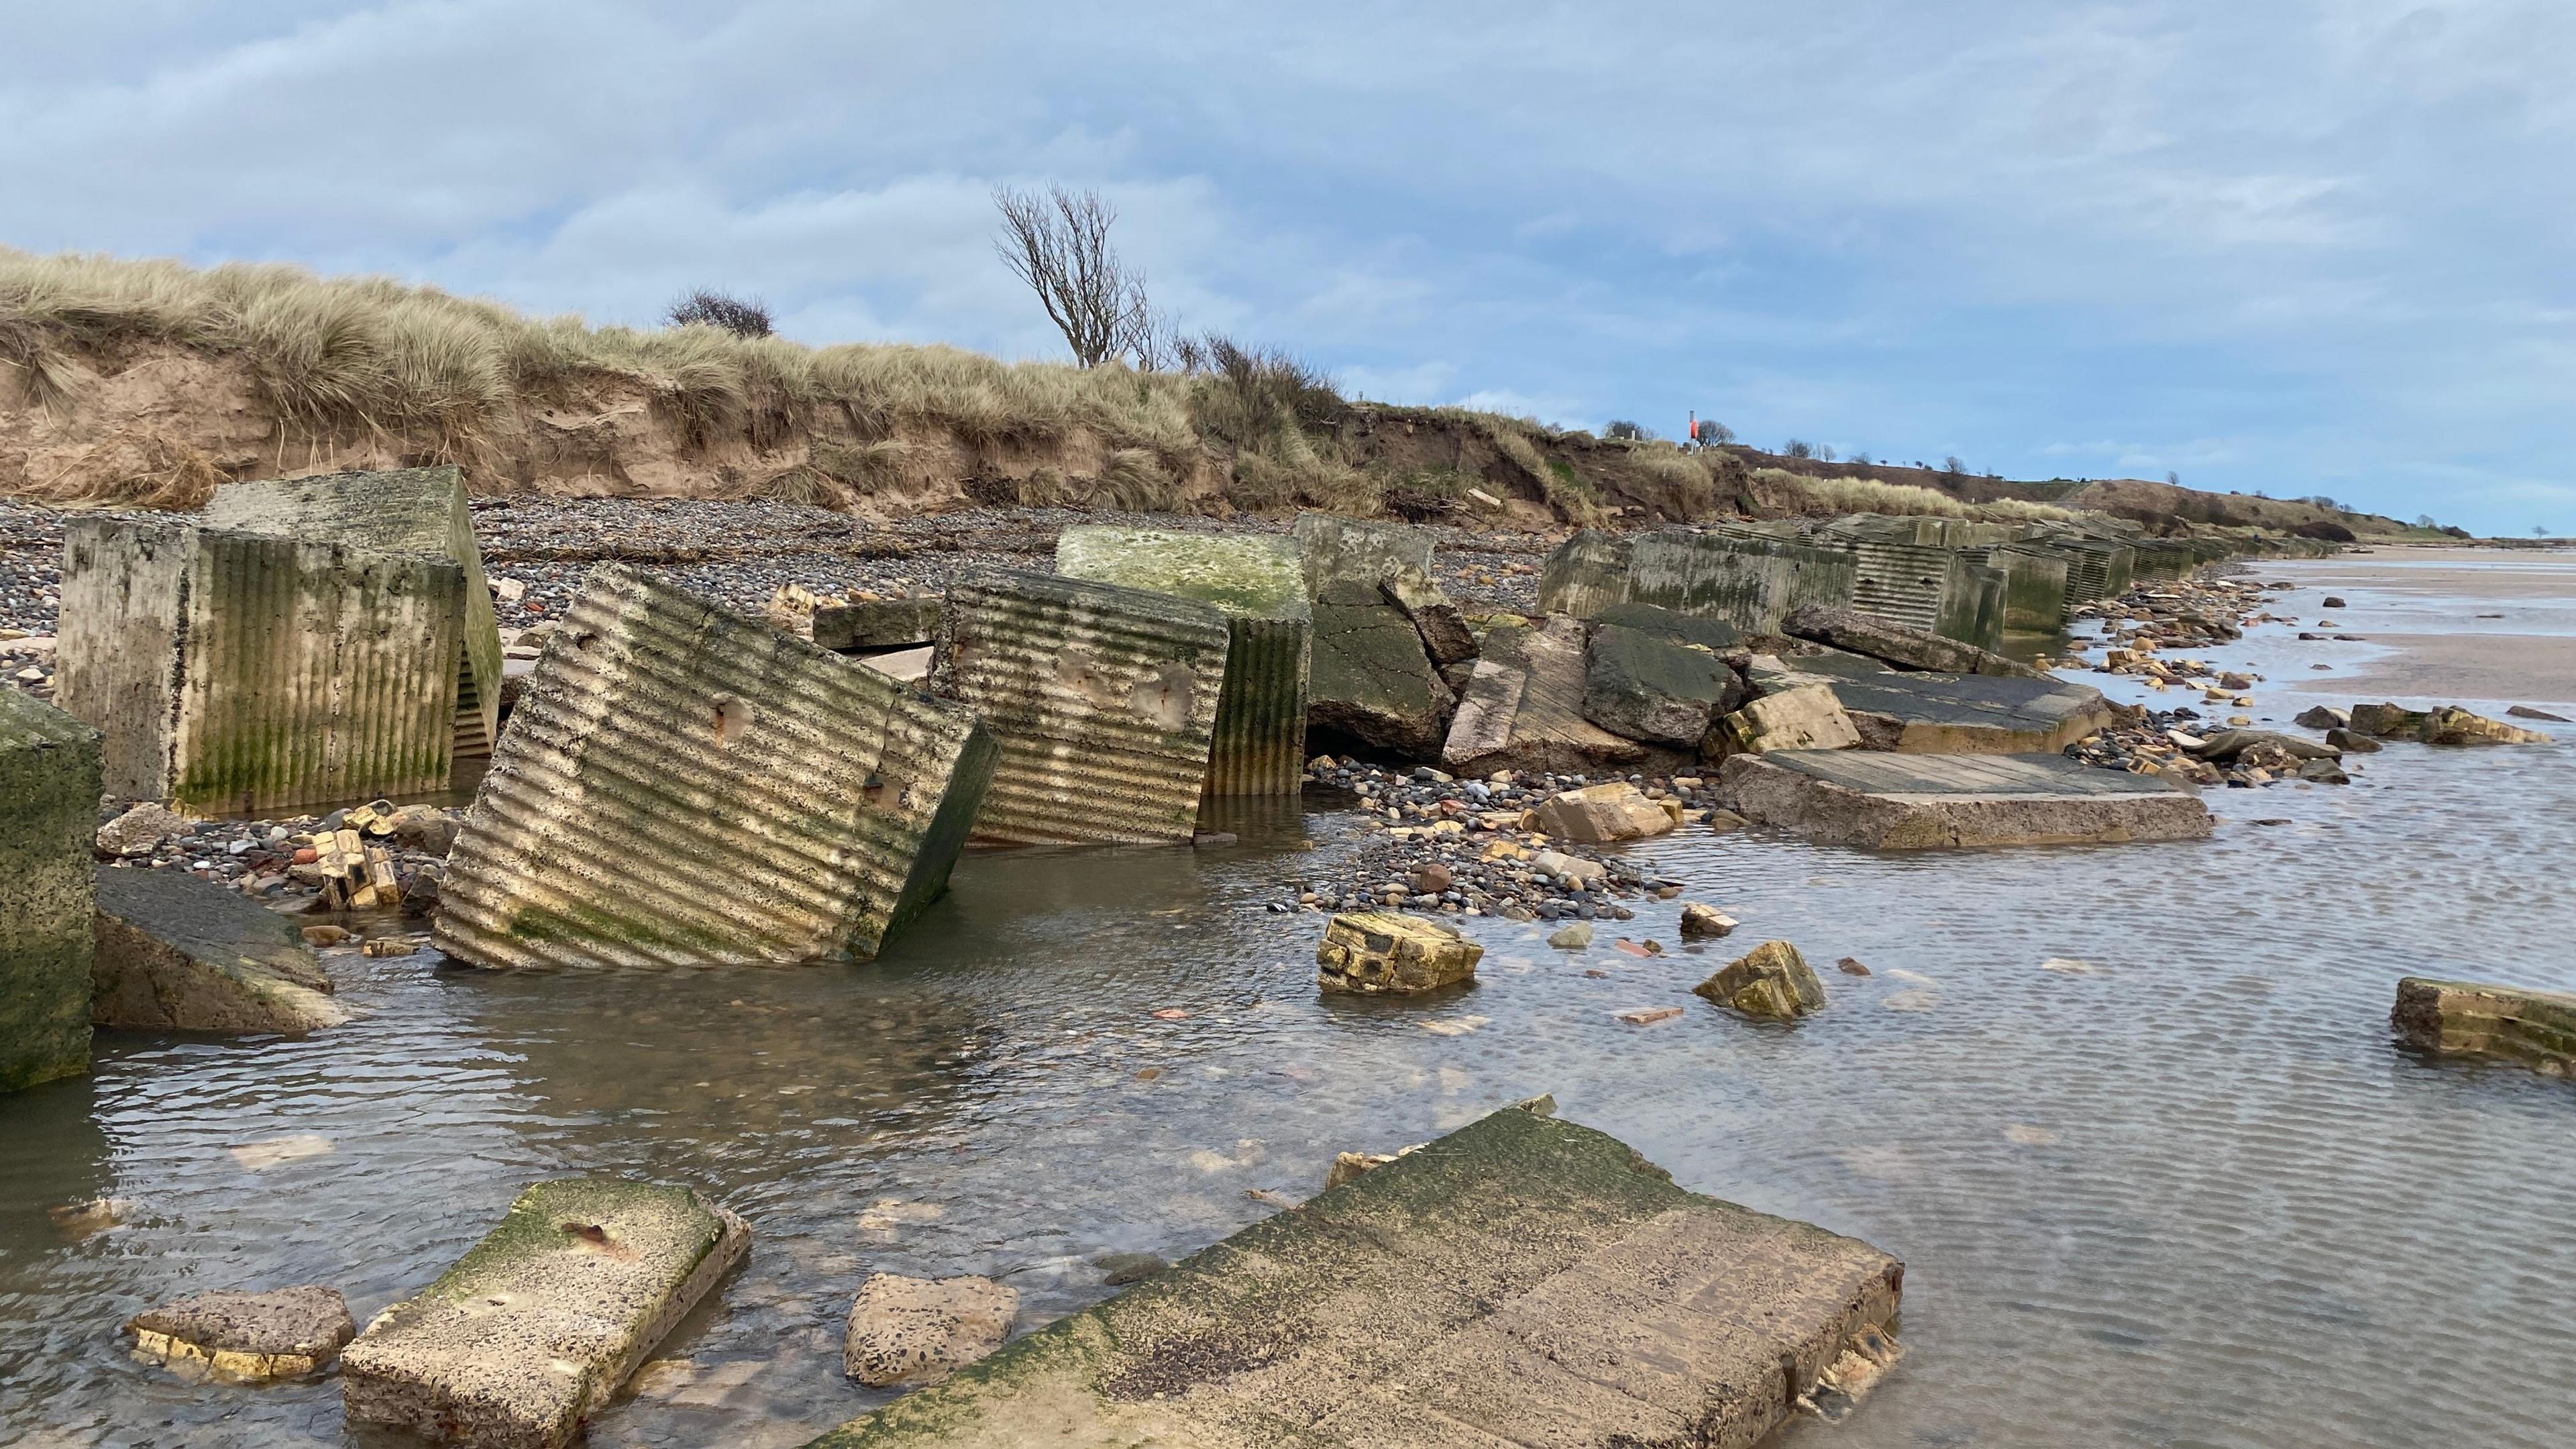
[1057,527,1312,797]
[804,1106,1902,1449]
[2393,977,2576,1079]
[91,867,347,1035]
[1307,581,1452,757]
[1292,512,1433,598]
[342,1178,750,1449]
[0,688,101,1092]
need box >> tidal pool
[5,557,2573,1449]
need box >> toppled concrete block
[1293,512,1432,597]
[1443,616,1646,775]
[1316,911,1483,994]
[129,1285,356,1383]
[802,1107,1903,1449]
[1,688,100,1092]
[812,597,943,654]
[843,1273,1019,1387]
[1057,527,1312,796]
[1380,565,1477,666]
[1307,581,1452,757]
[932,568,1230,843]
[1717,683,1862,753]
[93,867,347,1034]
[436,566,996,968]
[2190,729,2339,763]
[1748,652,2112,754]
[342,1179,751,1449]
[203,466,506,765]
[58,517,470,814]
[2393,977,2576,1078]
[1695,940,1825,1020]
[1536,528,1633,618]
[1528,783,1675,845]
[1719,749,2214,849]
[2423,707,2549,746]
[1781,604,2047,679]
[1582,604,1746,746]
[1678,902,1737,938]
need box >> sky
[3,1,2571,535]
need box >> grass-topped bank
[0,248,2433,542]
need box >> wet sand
[2298,633,2576,706]
[2264,547,2576,706]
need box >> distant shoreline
[2275,548,2576,706]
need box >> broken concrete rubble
[1056,527,1312,797]
[2346,701,2551,746]
[1306,580,1452,757]
[1380,564,1477,667]
[1721,750,2213,849]
[342,1179,751,1449]
[2392,977,2576,1078]
[128,1285,356,1383]
[1,688,99,1092]
[436,566,996,969]
[1444,616,1648,775]
[1582,604,1746,747]
[843,1273,1019,1388]
[1527,782,1676,845]
[802,1107,1902,1449]
[1316,910,1483,994]
[1695,940,1825,1020]
[811,597,943,654]
[92,867,347,1034]
[1678,902,1737,938]
[1781,604,2047,679]
[58,517,470,814]
[1748,652,2114,754]
[1717,682,1862,754]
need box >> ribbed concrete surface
[434,566,995,969]
[1626,531,1856,633]
[1845,540,1949,633]
[203,467,503,765]
[932,568,1230,844]
[58,519,466,815]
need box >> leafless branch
[992,184,1150,367]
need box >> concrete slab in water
[1720,749,2212,848]
[803,1107,1901,1449]
[0,688,100,1092]
[92,867,346,1034]
[2393,977,2576,1078]
[435,566,996,968]
[1750,652,2115,754]
[342,1179,751,1449]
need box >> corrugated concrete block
[92,867,346,1034]
[342,1179,751,1449]
[932,568,1230,845]
[1056,527,1311,797]
[1537,529,1632,619]
[804,1107,1902,1449]
[1626,530,1857,633]
[58,518,467,815]
[435,566,996,969]
[203,467,504,765]
[1293,512,1432,597]
[1,689,99,1092]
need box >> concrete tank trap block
[1719,749,2212,849]
[1293,511,1433,597]
[92,866,347,1034]
[1625,530,1858,633]
[203,466,506,765]
[58,518,468,815]
[931,568,1231,845]
[1,688,101,1092]
[803,1107,1903,1449]
[1057,526,1311,797]
[341,1178,751,1449]
[435,566,996,969]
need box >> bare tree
[667,289,773,338]
[1782,439,1814,459]
[2165,470,2180,486]
[993,184,1150,367]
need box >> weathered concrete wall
[1056,527,1311,797]
[804,1107,1902,1449]
[1292,512,1432,597]
[1845,539,1952,636]
[58,518,466,815]
[436,566,996,969]
[203,466,504,763]
[1536,528,1632,619]
[1,689,100,1092]
[1933,557,2007,653]
[1625,530,1857,634]
[932,568,1230,845]
[1966,545,2072,632]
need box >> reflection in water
[6,573,2576,1448]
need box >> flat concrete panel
[1720,749,2212,849]
[0,689,100,1091]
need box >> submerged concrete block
[843,1273,1020,1388]
[2393,977,2576,1078]
[93,867,345,1034]
[58,518,467,814]
[804,1107,1902,1449]
[1719,749,2213,849]
[1293,512,1432,597]
[1537,527,1633,619]
[436,566,996,969]
[342,1179,751,1449]
[1308,581,1453,757]
[932,568,1230,844]
[128,1285,356,1383]
[203,466,505,765]
[1444,616,1646,775]
[1316,910,1483,994]
[0,688,99,1092]
[1056,527,1311,797]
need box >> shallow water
[6,558,2575,1449]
